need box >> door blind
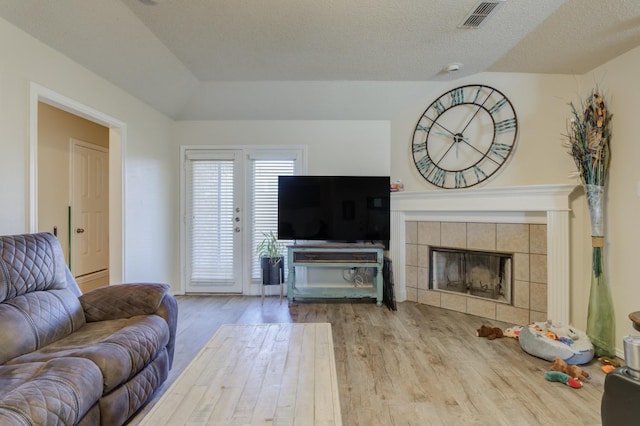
[250,160,295,280]
[188,159,235,283]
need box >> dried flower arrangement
[564,89,612,186]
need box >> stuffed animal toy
[550,357,590,382]
[504,326,523,339]
[476,325,504,340]
[544,371,582,389]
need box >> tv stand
[286,243,384,306]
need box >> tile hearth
[405,221,548,325]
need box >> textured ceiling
[1,0,639,119]
[120,0,562,81]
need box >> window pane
[189,159,234,282]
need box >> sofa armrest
[79,282,178,368]
[79,283,171,322]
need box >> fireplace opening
[429,247,513,303]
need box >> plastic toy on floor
[599,356,621,374]
[544,371,582,389]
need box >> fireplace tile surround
[405,220,547,324]
[389,184,578,326]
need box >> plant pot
[261,256,284,285]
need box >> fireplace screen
[429,247,512,303]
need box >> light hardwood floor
[129,296,607,426]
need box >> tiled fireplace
[404,220,547,324]
[389,184,578,325]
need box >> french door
[183,147,303,294]
[184,150,243,293]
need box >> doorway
[30,83,124,287]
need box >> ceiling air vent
[459,0,506,29]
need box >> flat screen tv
[277,175,390,246]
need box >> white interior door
[71,140,109,278]
[185,150,243,293]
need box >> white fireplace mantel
[389,184,579,324]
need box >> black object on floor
[383,257,397,311]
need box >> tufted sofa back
[0,233,86,364]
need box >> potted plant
[256,231,285,285]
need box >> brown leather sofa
[0,233,177,425]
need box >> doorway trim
[29,82,126,282]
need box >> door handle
[76,228,85,234]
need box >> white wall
[0,17,177,288]
[172,120,390,175]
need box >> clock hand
[423,116,457,137]
[433,130,456,140]
[434,131,470,145]
[450,133,470,159]
[433,130,471,160]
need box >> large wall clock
[411,84,518,189]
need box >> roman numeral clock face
[412,84,518,189]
